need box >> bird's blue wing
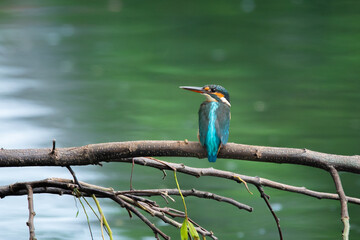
[198,102,209,146]
[215,104,230,145]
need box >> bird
[180,84,231,162]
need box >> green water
[0,1,359,239]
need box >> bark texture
[0,141,359,173]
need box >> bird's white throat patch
[202,93,231,107]
[203,93,216,102]
[220,97,231,107]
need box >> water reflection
[0,69,57,148]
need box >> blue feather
[199,102,230,162]
[182,84,231,163]
[205,102,221,162]
[207,154,218,162]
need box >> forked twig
[0,156,358,240]
[116,188,252,212]
[66,166,82,188]
[256,185,283,240]
[130,158,135,190]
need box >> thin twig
[329,166,350,240]
[3,172,359,206]
[50,139,56,154]
[109,195,171,240]
[0,155,359,240]
[69,181,171,240]
[152,207,217,239]
[66,166,82,188]
[1,178,218,239]
[77,196,94,240]
[92,194,113,240]
[116,188,252,212]
[124,194,159,207]
[130,158,135,190]
[128,157,360,205]
[26,185,36,240]
[162,170,167,180]
[256,185,283,240]
[155,232,160,240]
[255,177,360,204]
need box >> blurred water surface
[0,1,359,239]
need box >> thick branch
[0,141,359,173]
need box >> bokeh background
[0,1,359,239]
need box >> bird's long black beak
[179,86,204,93]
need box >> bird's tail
[207,154,217,162]
[205,141,220,162]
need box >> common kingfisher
[180,85,231,162]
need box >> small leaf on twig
[181,219,188,240]
[181,218,200,240]
[188,220,200,240]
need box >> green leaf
[180,219,189,240]
[187,220,200,240]
[75,209,79,218]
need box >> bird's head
[179,84,231,107]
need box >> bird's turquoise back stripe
[206,102,220,162]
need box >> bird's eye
[211,88,215,92]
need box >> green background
[0,1,359,239]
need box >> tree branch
[256,185,283,240]
[0,141,359,173]
[117,188,253,212]
[66,165,82,188]
[329,166,350,240]
[26,185,36,240]
[109,194,171,240]
[1,178,234,239]
[117,157,360,206]
[0,154,358,240]
[0,141,358,239]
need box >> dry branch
[124,157,360,206]
[1,177,252,240]
[256,185,283,240]
[0,140,359,239]
[117,188,253,211]
[329,166,350,240]
[0,141,359,173]
[26,185,36,240]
